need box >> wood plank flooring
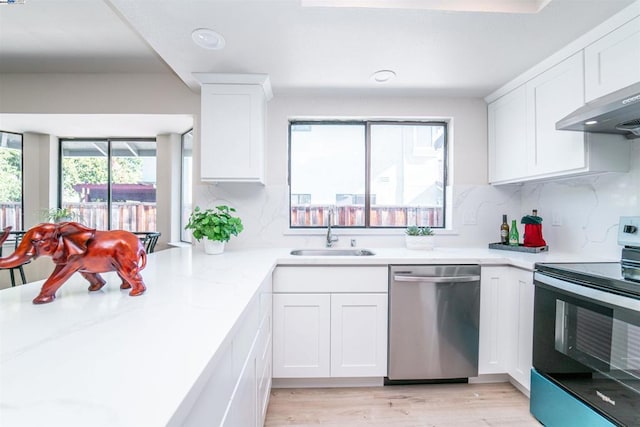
[265,382,540,426]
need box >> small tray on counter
[488,243,549,253]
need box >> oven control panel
[619,216,640,247]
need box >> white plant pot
[203,239,225,255]
[405,235,435,251]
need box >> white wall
[0,73,197,114]
[193,93,524,250]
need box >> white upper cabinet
[585,15,640,102]
[195,73,272,184]
[525,52,586,177]
[488,51,630,185]
[488,85,527,183]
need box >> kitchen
[1,0,640,426]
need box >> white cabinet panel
[273,266,388,293]
[222,355,257,427]
[272,266,388,380]
[199,78,270,183]
[273,293,331,378]
[330,293,388,377]
[182,341,235,427]
[509,268,535,391]
[488,53,629,185]
[478,267,512,375]
[585,16,640,102]
[488,85,527,183]
[183,274,272,427]
[526,52,586,176]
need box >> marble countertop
[0,246,613,426]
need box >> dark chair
[133,232,161,254]
[0,231,29,286]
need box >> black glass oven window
[575,306,613,365]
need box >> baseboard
[509,376,531,398]
[272,377,384,388]
[468,374,510,384]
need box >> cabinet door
[478,267,512,375]
[273,293,331,378]
[221,355,257,427]
[200,83,266,183]
[585,15,640,102]
[488,85,528,183]
[526,52,586,177]
[330,293,388,377]
[509,268,535,391]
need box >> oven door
[533,272,640,426]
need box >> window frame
[0,130,24,230]
[180,129,193,243]
[288,119,448,230]
[58,137,157,230]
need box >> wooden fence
[0,203,22,230]
[290,204,443,228]
[0,202,156,232]
[64,202,157,232]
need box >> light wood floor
[265,382,541,426]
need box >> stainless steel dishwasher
[387,265,481,383]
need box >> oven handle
[534,272,640,312]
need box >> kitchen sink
[290,249,376,256]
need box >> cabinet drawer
[273,266,388,293]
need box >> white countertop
[0,246,613,426]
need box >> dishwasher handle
[393,275,480,283]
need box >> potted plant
[405,226,435,250]
[185,205,244,255]
[41,207,80,223]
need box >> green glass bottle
[509,219,519,246]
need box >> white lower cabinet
[479,266,534,392]
[273,293,331,377]
[272,266,388,379]
[509,268,535,391]
[330,293,388,377]
[182,274,272,427]
[478,266,512,374]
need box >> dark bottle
[500,214,509,244]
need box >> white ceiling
[0,0,636,135]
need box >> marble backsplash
[194,143,638,259]
[193,181,522,251]
[520,141,640,259]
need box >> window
[60,138,157,231]
[181,130,193,242]
[0,131,22,230]
[289,121,447,229]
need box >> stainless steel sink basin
[290,249,376,256]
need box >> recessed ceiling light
[585,120,598,125]
[191,28,226,50]
[371,70,396,83]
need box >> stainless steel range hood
[556,82,640,140]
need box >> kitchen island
[0,246,610,426]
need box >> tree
[62,156,143,202]
[0,148,22,202]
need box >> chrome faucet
[326,209,339,248]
